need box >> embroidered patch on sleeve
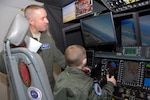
[94,82,102,96]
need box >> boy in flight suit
[54,45,116,100]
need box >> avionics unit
[122,46,150,58]
[86,50,95,69]
[100,59,120,81]
[101,0,150,13]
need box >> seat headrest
[5,14,29,46]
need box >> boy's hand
[106,74,116,86]
[82,66,91,75]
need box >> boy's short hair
[65,45,86,67]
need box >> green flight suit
[54,66,115,100]
[28,31,66,91]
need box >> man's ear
[28,18,34,25]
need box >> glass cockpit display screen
[80,12,117,47]
[107,60,119,79]
[121,16,137,47]
[144,63,150,87]
[122,61,139,84]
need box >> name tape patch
[41,43,50,49]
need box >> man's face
[31,8,49,32]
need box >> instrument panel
[91,46,150,100]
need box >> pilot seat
[3,14,54,100]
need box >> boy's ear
[82,58,87,65]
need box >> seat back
[3,14,54,100]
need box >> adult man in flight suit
[24,5,66,91]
